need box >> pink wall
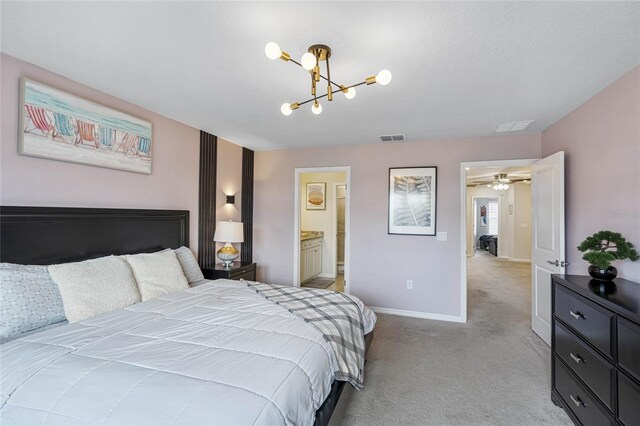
[0,53,201,253]
[215,138,243,252]
[254,134,541,318]
[542,66,640,282]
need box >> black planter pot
[588,280,617,296]
[588,265,618,281]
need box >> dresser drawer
[554,286,613,357]
[554,358,614,426]
[554,322,614,410]
[231,269,256,281]
[618,371,640,426]
[618,317,640,382]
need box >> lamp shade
[214,221,244,243]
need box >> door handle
[547,260,559,266]
[561,261,570,267]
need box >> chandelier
[491,174,511,191]
[264,42,392,115]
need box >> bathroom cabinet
[300,237,322,283]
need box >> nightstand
[202,262,256,281]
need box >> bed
[0,206,375,426]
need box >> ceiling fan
[466,173,531,189]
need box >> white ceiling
[2,2,638,151]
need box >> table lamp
[214,221,244,267]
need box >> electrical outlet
[406,280,413,290]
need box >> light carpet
[329,252,571,425]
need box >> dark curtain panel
[241,147,254,263]
[198,131,217,267]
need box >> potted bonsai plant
[577,230,639,281]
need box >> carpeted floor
[329,252,571,425]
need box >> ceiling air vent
[379,134,406,142]
[495,120,535,133]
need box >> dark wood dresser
[202,262,256,281]
[551,275,640,426]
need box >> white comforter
[0,279,376,426]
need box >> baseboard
[498,256,531,263]
[317,273,336,279]
[370,307,466,323]
[507,257,531,263]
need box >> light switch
[437,232,447,241]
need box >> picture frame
[306,182,326,210]
[388,167,437,235]
[19,77,153,174]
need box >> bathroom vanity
[300,231,323,283]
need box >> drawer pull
[569,352,584,364]
[569,310,584,320]
[569,394,585,408]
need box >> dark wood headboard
[0,206,189,265]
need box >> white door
[531,151,565,345]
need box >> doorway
[294,167,350,293]
[461,159,536,323]
[460,154,566,345]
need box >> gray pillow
[0,263,66,338]
[173,246,204,283]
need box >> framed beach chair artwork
[19,78,153,174]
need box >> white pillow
[48,256,141,323]
[124,250,189,301]
[173,246,204,283]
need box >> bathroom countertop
[300,231,324,241]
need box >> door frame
[294,166,351,292]
[333,182,346,277]
[460,158,537,323]
[470,195,501,257]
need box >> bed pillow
[48,256,141,323]
[0,263,66,338]
[124,250,189,301]
[173,246,204,283]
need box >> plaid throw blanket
[244,281,366,389]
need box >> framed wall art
[388,167,437,235]
[19,78,152,174]
[306,182,326,210]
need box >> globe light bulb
[311,102,322,115]
[376,69,392,86]
[265,42,282,60]
[301,52,317,71]
[344,87,356,100]
[280,103,293,116]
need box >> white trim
[370,307,465,323]
[507,257,531,263]
[294,166,351,294]
[460,158,538,324]
[317,272,336,279]
[333,182,346,280]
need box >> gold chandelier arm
[289,57,344,90]
[288,80,369,109]
[326,56,333,101]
